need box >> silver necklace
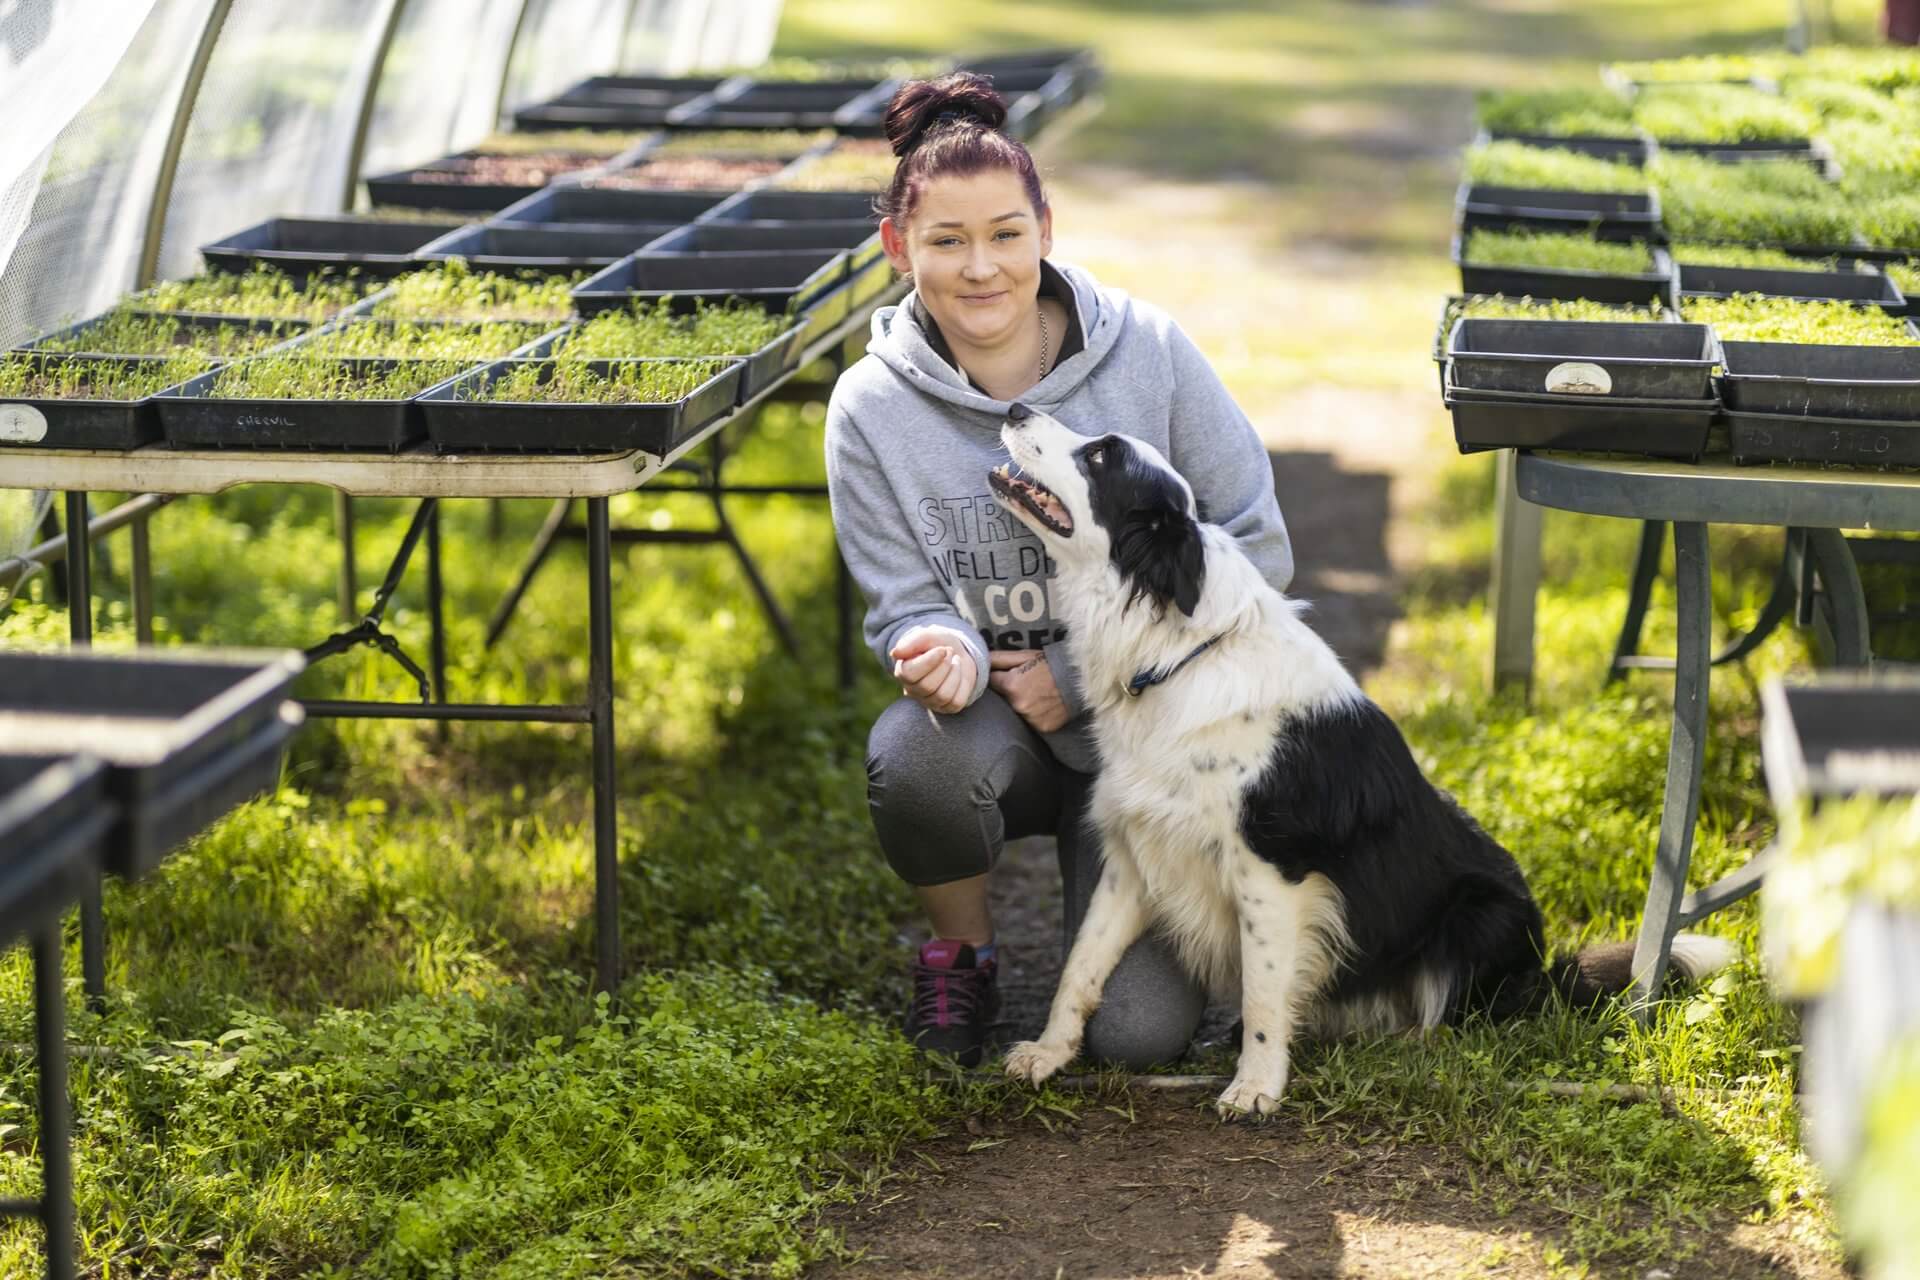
[1037,303,1052,379]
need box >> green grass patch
[1463,140,1648,193]
[209,355,474,400]
[1463,228,1655,274]
[550,299,795,361]
[1476,86,1634,137]
[460,358,733,404]
[1632,84,1813,144]
[1650,151,1854,244]
[1681,293,1920,344]
[135,268,368,322]
[371,263,580,323]
[0,351,211,399]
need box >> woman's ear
[879,216,914,276]
[1038,202,1053,259]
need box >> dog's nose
[1006,402,1033,423]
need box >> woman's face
[880,168,1053,353]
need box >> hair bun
[884,71,1009,158]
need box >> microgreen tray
[0,354,183,449]
[199,216,467,279]
[416,357,743,455]
[1454,237,1674,306]
[0,755,113,948]
[1675,263,1905,313]
[1720,340,1920,420]
[1446,318,1718,399]
[154,357,459,451]
[571,248,848,318]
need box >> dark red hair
[874,72,1048,227]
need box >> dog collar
[1126,631,1229,698]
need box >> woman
[825,71,1295,1068]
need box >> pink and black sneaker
[907,939,999,1066]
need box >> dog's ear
[1113,507,1206,617]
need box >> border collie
[986,405,1734,1118]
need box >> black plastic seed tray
[1447,318,1717,398]
[489,184,725,232]
[1454,237,1672,306]
[0,649,304,878]
[1658,137,1824,167]
[697,189,875,224]
[1728,408,1920,468]
[153,357,452,451]
[364,152,616,214]
[644,218,882,267]
[199,216,466,279]
[514,77,725,131]
[526,314,806,406]
[0,755,113,949]
[1761,677,1920,799]
[556,74,726,103]
[675,79,885,131]
[572,248,848,318]
[1677,263,1904,313]
[1457,183,1660,241]
[415,224,666,273]
[417,357,743,454]
[0,354,187,449]
[1720,340,1920,421]
[1482,130,1652,166]
[1443,383,1716,459]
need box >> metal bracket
[303,498,436,701]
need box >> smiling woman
[824,72,1298,1076]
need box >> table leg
[1489,450,1543,698]
[587,497,621,993]
[32,927,74,1280]
[1607,520,1665,683]
[335,492,357,625]
[1804,527,1872,668]
[130,507,154,646]
[64,493,106,1011]
[426,502,448,736]
[1630,520,1710,1016]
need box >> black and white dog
[986,406,1733,1118]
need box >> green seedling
[1649,151,1854,244]
[774,148,896,192]
[0,351,211,400]
[475,129,647,157]
[1464,141,1647,194]
[372,261,580,322]
[1607,53,1784,85]
[1681,293,1919,344]
[1884,260,1920,294]
[1475,86,1634,137]
[1670,242,1854,271]
[300,320,551,360]
[1853,193,1920,250]
[1632,84,1812,144]
[653,129,836,157]
[462,358,733,404]
[136,267,366,321]
[210,355,473,400]
[552,299,793,361]
[1827,120,1920,195]
[1781,76,1905,123]
[29,310,299,358]
[1463,228,1655,274]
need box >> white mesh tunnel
[0,0,786,348]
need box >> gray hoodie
[825,258,1294,773]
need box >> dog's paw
[1215,1071,1288,1121]
[1003,1039,1073,1086]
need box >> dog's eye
[1086,448,1104,466]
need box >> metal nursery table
[1506,451,1920,1009]
[0,286,903,996]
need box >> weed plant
[371,262,580,322]
[209,355,474,400]
[1463,228,1655,273]
[653,129,835,157]
[28,309,300,358]
[462,358,733,404]
[773,149,896,192]
[1681,293,1920,344]
[0,351,211,399]
[1463,141,1647,194]
[551,299,793,360]
[1632,84,1813,144]
[1650,152,1854,244]
[299,320,552,360]
[136,267,367,321]
[1475,86,1634,136]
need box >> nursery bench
[1498,450,1920,1013]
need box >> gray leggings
[865,693,1206,1069]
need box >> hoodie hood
[865,259,1129,423]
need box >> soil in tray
[773,148,895,192]
[26,310,304,359]
[133,267,369,322]
[547,299,794,361]
[650,128,833,158]
[1,351,214,401]
[406,152,609,187]
[453,357,735,405]
[587,156,788,191]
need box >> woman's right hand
[891,626,977,714]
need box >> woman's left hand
[988,650,1070,733]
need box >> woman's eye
[996,230,1018,239]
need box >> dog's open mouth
[990,462,1074,536]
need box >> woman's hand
[891,626,977,714]
[989,649,1070,733]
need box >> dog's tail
[1547,934,1739,1008]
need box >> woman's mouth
[958,290,1007,305]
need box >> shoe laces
[912,957,993,1028]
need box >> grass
[550,299,795,360]
[1462,228,1656,274]
[208,355,475,400]
[0,351,211,399]
[1631,84,1814,144]
[1463,141,1649,194]
[134,268,368,322]
[458,358,734,404]
[1681,293,1920,344]
[1476,85,1635,137]
[1649,151,1855,245]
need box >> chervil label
[0,404,49,443]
